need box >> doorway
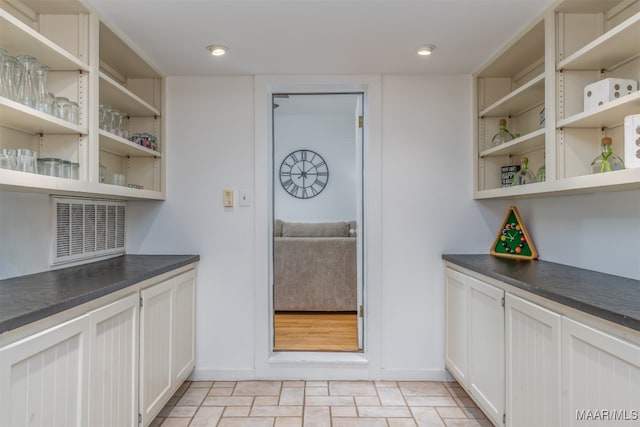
[272,93,364,352]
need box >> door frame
[253,75,382,379]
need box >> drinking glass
[33,64,50,114]
[1,55,17,100]
[0,154,13,170]
[15,55,38,108]
[1,148,18,169]
[17,148,37,174]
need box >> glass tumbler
[0,154,14,170]
[54,97,69,120]
[67,101,80,125]
[1,148,17,169]
[15,55,38,108]
[17,148,37,174]
[1,55,17,100]
[34,64,50,114]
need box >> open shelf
[479,74,545,117]
[99,72,160,117]
[558,11,640,71]
[0,8,89,71]
[557,91,640,128]
[0,97,87,135]
[99,21,160,79]
[480,129,545,158]
[99,130,162,158]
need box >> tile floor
[151,380,493,427]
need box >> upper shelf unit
[0,8,89,71]
[99,130,161,158]
[99,21,161,80]
[479,74,545,117]
[479,129,545,158]
[0,97,87,135]
[558,11,640,71]
[99,72,160,116]
[558,91,640,128]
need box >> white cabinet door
[0,314,90,427]
[468,276,505,427]
[88,293,139,427]
[172,269,196,385]
[562,317,640,427]
[139,278,174,426]
[445,267,468,386]
[506,294,561,427]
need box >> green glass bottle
[590,137,624,173]
[491,119,515,147]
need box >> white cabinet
[139,269,196,426]
[505,293,561,427]
[0,1,165,200]
[562,317,640,427]
[0,314,90,427]
[474,0,640,198]
[444,268,505,426]
[467,276,505,427]
[445,268,468,385]
[88,292,139,427]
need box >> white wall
[2,74,639,379]
[273,112,357,222]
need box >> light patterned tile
[357,406,412,417]
[330,381,377,396]
[399,382,450,397]
[159,418,190,427]
[149,417,165,427]
[202,396,254,406]
[217,418,275,427]
[443,419,493,427]
[190,381,214,388]
[332,418,388,427]
[304,406,330,427]
[331,406,358,417]
[159,406,175,417]
[282,381,305,387]
[462,407,487,419]
[254,396,280,406]
[177,388,208,406]
[436,407,467,419]
[454,397,478,408]
[306,396,355,406]
[275,417,303,427]
[378,387,406,406]
[410,406,446,427]
[234,381,282,396]
[190,406,224,427]
[208,387,234,396]
[250,405,303,417]
[280,387,304,405]
[223,406,251,417]
[355,396,380,406]
[388,419,418,427]
[213,381,237,388]
[306,381,328,387]
[162,406,199,417]
[306,386,328,396]
[375,381,398,388]
[405,396,458,407]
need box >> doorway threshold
[269,351,369,365]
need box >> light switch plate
[223,189,234,207]
[239,190,250,206]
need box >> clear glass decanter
[34,64,50,114]
[15,55,37,108]
[491,118,515,147]
[590,137,624,174]
[512,157,536,186]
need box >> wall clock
[279,149,329,199]
[490,205,538,260]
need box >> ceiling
[86,0,555,77]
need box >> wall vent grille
[52,197,126,265]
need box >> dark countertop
[443,254,640,332]
[0,254,200,334]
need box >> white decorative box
[583,78,637,111]
[624,114,640,168]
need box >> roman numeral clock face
[279,149,329,199]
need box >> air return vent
[52,197,126,265]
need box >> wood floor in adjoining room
[274,311,359,352]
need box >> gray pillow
[282,221,350,237]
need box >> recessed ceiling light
[417,44,436,56]
[207,45,228,56]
